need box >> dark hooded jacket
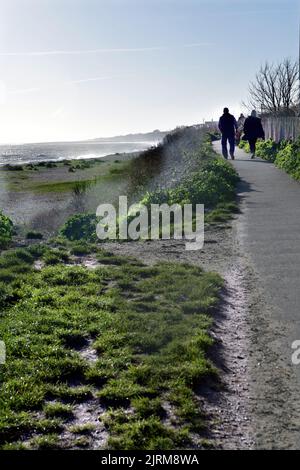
[244,116,265,140]
[218,113,237,136]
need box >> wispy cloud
[0,43,212,57]
[7,64,208,96]
[69,74,134,85]
[6,62,208,97]
[8,87,41,95]
[7,74,134,95]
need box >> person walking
[218,107,238,160]
[243,110,265,158]
[236,113,246,145]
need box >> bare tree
[245,58,299,115]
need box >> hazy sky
[0,0,299,143]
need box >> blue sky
[0,0,299,143]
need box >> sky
[0,0,299,144]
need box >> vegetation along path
[0,131,247,450]
[214,141,300,449]
[2,130,300,450]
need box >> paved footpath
[214,141,300,448]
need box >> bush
[141,159,239,209]
[60,213,98,241]
[60,137,239,242]
[70,242,93,256]
[241,138,300,181]
[26,231,43,240]
[276,141,300,180]
[45,162,57,168]
[4,248,34,264]
[26,244,47,259]
[238,140,249,150]
[42,249,69,265]
[0,282,15,309]
[207,131,221,142]
[0,211,14,249]
[3,164,23,171]
[255,139,279,162]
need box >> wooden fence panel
[262,117,300,142]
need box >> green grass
[27,179,97,194]
[70,242,95,256]
[44,402,74,419]
[74,436,90,447]
[0,244,222,449]
[1,158,130,196]
[70,423,96,435]
[45,384,93,403]
[42,248,70,265]
[103,412,190,450]
[34,162,130,194]
[205,201,240,224]
[31,433,60,450]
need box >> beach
[0,150,142,236]
[0,140,155,167]
[0,127,205,238]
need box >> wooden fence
[262,117,300,142]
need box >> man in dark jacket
[243,110,265,158]
[218,107,238,159]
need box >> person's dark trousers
[221,134,235,159]
[248,138,257,154]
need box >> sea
[0,140,157,166]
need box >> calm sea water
[0,141,156,166]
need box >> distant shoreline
[0,140,160,147]
[0,148,143,233]
[0,129,167,147]
[0,149,143,168]
[0,141,160,168]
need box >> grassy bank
[0,128,190,236]
[0,243,222,450]
[60,138,240,243]
[0,128,240,450]
[0,127,238,237]
[239,138,300,181]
